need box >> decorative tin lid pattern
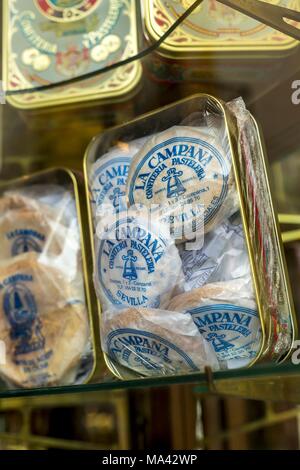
[4,0,141,108]
[145,0,300,55]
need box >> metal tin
[3,0,142,109]
[145,0,300,57]
[84,94,297,380]
[144,0,300,83]
[0,168,105,388]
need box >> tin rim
[220,102,297,364]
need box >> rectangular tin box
[144,0,300,83]
[3,0,142,109]
[0,167,105,389]
[84,94,297,380]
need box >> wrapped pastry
[0,254,89,388]
[94,210,183,312]
[168,280,261,369]
[179,212,251,291]
[0,193,41,213]
[101,307,219,377]
[89,137,147,218]
[0,209,68,260]
[126,125,239,241]
[1,186,77,226]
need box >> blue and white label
[128,133,229,229]
[0,272,56,387]
[2,279,45,358]
[188,304,260,364]
[91,156,130,214]
[97,216,173,309]
[106,328,199,375]
[6,229,44,256]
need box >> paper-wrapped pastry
[179,212,251,291]
[168,280,261,369]
[0,254,90,388]
[101,306,219,377]
[0,209,68,260]
[126,126,239,241]
[94,211,183,311]
[89,137,147,218]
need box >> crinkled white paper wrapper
[179,212,251,291]
[101,306,219,377]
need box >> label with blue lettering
[0,273,53,384]
[3,281,45,357]
[106,328,199,375]
[128,129,230,231]
[188,304,260,366]
[96,215,180,310]
[91,156,130,214]
[6,229,44,256]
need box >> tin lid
[145,0,300,58]
[4,0,142,109]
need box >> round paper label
[106,328,198,374]
[97,216,171,309]
[128,135,229,229]
[188,303,260,363]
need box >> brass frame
[0,391,129,450]
[280,214,300,243]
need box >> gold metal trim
[282,229,300,243]
[247,119,297,362]
[279,213,300,225]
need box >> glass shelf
[0,362,299,400]
[1,2,300,401]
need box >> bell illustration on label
[206,332,237,353]
[162,168,186,199]
[12,235,42,256]
[109,187,126,211]
[3,284,45,357]
[122,250,138,281]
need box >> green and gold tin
[3,0,142,109]
[84,94,297,380]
